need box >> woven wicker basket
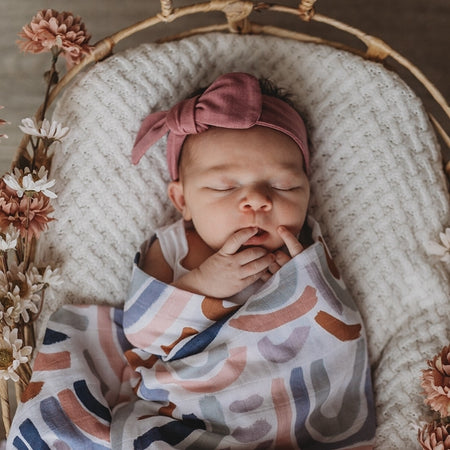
[4,0,450,443]
[14,0,450,173]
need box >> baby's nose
[239,186,272,212]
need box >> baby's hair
[257,78,297,109]
[187,77,297,109]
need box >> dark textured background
[0,0,449,171]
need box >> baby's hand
[173,228,275,299]
[266,226,304,277]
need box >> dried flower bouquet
[0,8,93,434]
[417,345,450,449]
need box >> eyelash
[273,186,300,191]
[208,186,235,191]
[208,185,300,192]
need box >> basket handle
[160,0,174,17]
[159,0,319,21]
[298,0,317,21]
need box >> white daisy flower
[40,266,63,289]
[3,288,39,325]
[19,117,69,141]
[3,167,57,199]
[426,228,450,263]
[0,224,20,252]
[0,327,32,382]
[9,262,42,302]
[0,263,40,325]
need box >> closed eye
[205,186,236,192]
[272,185,301,191]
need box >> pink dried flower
[418,420,450,450]
[0,106,9,140]
[422,345,450,417]
[0,178,54,239]
[17,9,93,68]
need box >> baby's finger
[221,227,258,255]
[236,246,269,266]
[260,270,273,282]
[268,260,281,274]
[277,226,304,257]
[274,250,290,268]
[245,267,273,285]
[240,253,275,279]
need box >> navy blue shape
[290,363,376,449]
[113,308,133,352]
[43,328,69,345]
[134,414,206,449]
[73,379,112,422]
[171,314,232,360]
[41,397,109,449]
[124,278,167,329]
[291,366,314,446]
[18,418,51,449]
[12,436,29,450]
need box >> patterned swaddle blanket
[8,231,376,449]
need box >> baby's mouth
[243,227,270,246]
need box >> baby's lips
[242,227,270,246]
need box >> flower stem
[40,53,59,123]
[33,50,59,170]
[23,196,31,269]
[0,252,6,274]
[0,379,10,436]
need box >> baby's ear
[168,181,191,220]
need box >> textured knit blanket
[8,239,375,449]
[26,33,450,446]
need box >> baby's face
[170,126,310,252]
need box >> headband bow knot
[132,72,309,180]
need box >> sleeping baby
[123,72,377,448]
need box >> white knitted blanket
[37,33,449,448]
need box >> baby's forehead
[183,125,303,153]
[180,126,307,178]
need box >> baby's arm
[173,227,275,300]
[141,238,174,284]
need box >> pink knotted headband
[132,72,309,180]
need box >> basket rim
[13,0,450,171]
